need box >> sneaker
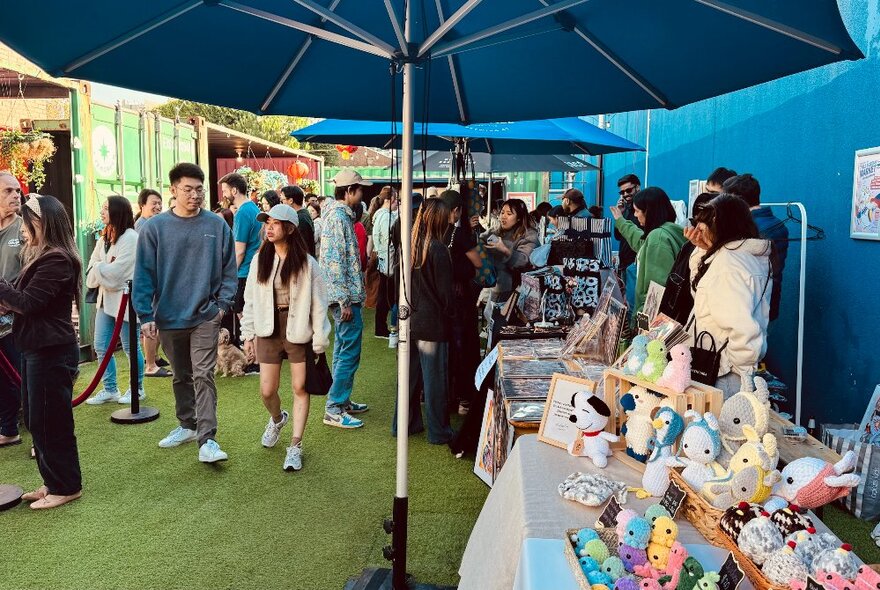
[85,389,120,405]
[374,334,390,340]
[389,333,399,348]
[117,389,146,404]
[283,445,302,472]
[198,439,228,463]
[158,426,198,448]
[261,411,289,448]
[244,363,260,376]
[322,412,363,429]
[346,401,369,414]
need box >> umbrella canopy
[0,1,861,123]
[292,117,643,155]
[408,150,599,173]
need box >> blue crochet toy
[580,556,601,574]
[588,571,614,586]
[602,557,628,582]
[572,528,601,553]
[621,516,652,550]
[623,335,650,376]
[644,504,671,525]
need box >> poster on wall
[508,191,537,211]
[851,147,880,240]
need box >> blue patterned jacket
[319,199,365,306]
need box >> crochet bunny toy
[620,387,663,462]
[718,376,771,465]
[855,564,880,590]
[638,406,685,498]
[737,510,783,566]
[624,335,651,376]
[639,340,668,383]
[765,451,860,511]
[568,391,619,467]
[672,411,725,491]
[656,344,692,393]
[813,544,860,580]
[762,541,809,586]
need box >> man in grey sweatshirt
[134,163,237,463]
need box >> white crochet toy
[704,425,780,506]
[620,387,663,462]
[737,510,783,566]
[785,527,840,574]
[765,451,860,511]
[718,376,771,465]
[762,541,809,586]
[568,390,619,468]
[812,544,859,580]
[671,411,725,491]
[655,344,692,393]
[637,406,684,498]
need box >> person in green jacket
[611,187,687,316]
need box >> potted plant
[0,129,56,189]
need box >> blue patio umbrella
[292,117,644,155]
[409,151,599,173]
[0,2,861,587]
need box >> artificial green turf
[1,309,489,590]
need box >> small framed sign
[717,552,745,590]
[595,496,622,529]
[806,576,826,590]
[660,480,687,518]
[537,373,599,450]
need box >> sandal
[30,491,82,510]
[145,367,172,377]
[21,485,48,501]
[0,434,21,448]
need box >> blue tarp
[408,151,598,173]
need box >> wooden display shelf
[769,411,842,466]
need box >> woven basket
[714,524,787,590]
[564,527,621,590]
[668,469,725,545]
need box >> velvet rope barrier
[0,293,131,408]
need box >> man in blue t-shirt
[221,173,261,342]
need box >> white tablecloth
[458,435,705,590]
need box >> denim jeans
[94,309,144,393]
[0,334,21,437]
[393,340,453,444]
[22,342,82,495]
[326,303,363,414]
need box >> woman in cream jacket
[241,204,330,472]
[686,194,773,399]
[85,196,145,405]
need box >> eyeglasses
[618,186,637,197]
[177,185,205,196]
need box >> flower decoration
[0,129,56,189]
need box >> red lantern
[287,160,310,183]
[335,144,358,160]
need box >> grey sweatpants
[159,313,222,446]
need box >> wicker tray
[715,524,787,590]
[668,469,725,544]
[564,527,620,590]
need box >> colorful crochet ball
[676,557,706,590]
[615,578,640,590]
[770,504,814,537]
[650,516,679,548]
[644,504,672,525]
[618,543,649,572]
[623,516,653,550]
[580,556,601,574]
[616,509,639,539]
[763,541,809,586]
[720,502,762,543]
[602,556,628,582]
[574,527,601,551]
[786,527,839,572]
[588,571,614,587]
[582,539,611,564]
[737,511,783,566]
[855,564,880,590]
[813,544,860,580]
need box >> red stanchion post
[111,281,159,425]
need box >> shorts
[255,309,307,365]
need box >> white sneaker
[158,426,198,448]
[85,389,120,405]
[199,439,228,463]
[283,444,302,472]
[389,333,399,348]
[117,389,146,404]
[261,411,289,448]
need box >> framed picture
[858,385,880,444]
[508,191,537,211]
[851,147,880,240]
[538,373,598,450]
[474,388,496,486]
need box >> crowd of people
[0,160,789,510]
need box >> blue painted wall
[595,0,880,426]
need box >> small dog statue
[216,328,247,377]
[568,390,618,467]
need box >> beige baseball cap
[332,168,373,187]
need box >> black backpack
[657,242,696,325]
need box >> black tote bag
[304,348,333,396]
[687,318,728,386]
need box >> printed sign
[595,496,622,529]
[474,345,499,390]
[537,374,598,450]
[717,552,745,590]
[92,125,118,178]
[660,480,687,518]
[851,147,880,240]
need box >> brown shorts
[255,310,307,364]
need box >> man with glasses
[134,163,237,463]
[0,172,23,449]
[614,174,642,314]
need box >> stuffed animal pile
[623,337,691,395]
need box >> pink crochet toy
[855,564,880,590]
[770,451,860,510]
[655,344,692,393]
[816,568,857,590]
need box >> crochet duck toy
[620,387,663,462]
[637,406,685,498]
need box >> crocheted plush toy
[640,579,663,590]
[639,340,668,383]
[785,527,839,574]
[582,539,611,563]
[620,387,663,462]
[601,556,628,582]
[647,516,678,569]
[737,511,784,565]
[619,516,653,551]
[695,572,721,590]
[568,391,619,468]
[615,578,640,590]
[672,411,725,491]
[770,504,814,537]
[618,543,649,573]
[580,556,601,574]
[592,585,611,590]
[644,504,671,525]
[638,541,689,586]
[705,465,782,508]
[624,335,650,376]
[767,451,860,511]
[675,557,705,590]
[854,564,880,590]
[656,344,692,393]
[718,376,771,464]
[639,406,685,498]
[588,571,614,587]
[816,569,857,590]
[762,541,809,586]
[720,502,762,543]
[615,509,639,539]
[573,527,601,553]
[813,544,860,580]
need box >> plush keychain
[672,411,725,491]
[620,387,663,462]
[624,335,651,376]
[766,451,860,511]
[568,391,619,467]
[718,376,771,464]
[647,516,678,570]
[737,511,784,566]
[638,406,685,498]
[656,344,692,393]
[639,340,669,383]
[762,541,809,586]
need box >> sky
[90,82,168,107]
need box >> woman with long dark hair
[0,195,82,509]
[85,195,145,405]
[611,187,687,315]
[485,198,539,302]
[686,194,773,398]
[260,190,281,212]
[393,198,454,444]
[241,204,330,471]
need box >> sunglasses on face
[618,186,637,197]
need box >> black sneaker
[244,363,260,376]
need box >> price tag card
[717,552,745,590]
[660,480,687,518]
[475,345,499,390]
[595,496,622,529]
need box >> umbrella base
[110,407,160,424]
[0,484,23,511]
[344,568,455,590]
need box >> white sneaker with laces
[117,389,146,404]
[158,426,198,448]
[283,445,302,471]
[85,389,120,405]
[261,411,289,448]
[199,439,228,463]
[389,333,399,348]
